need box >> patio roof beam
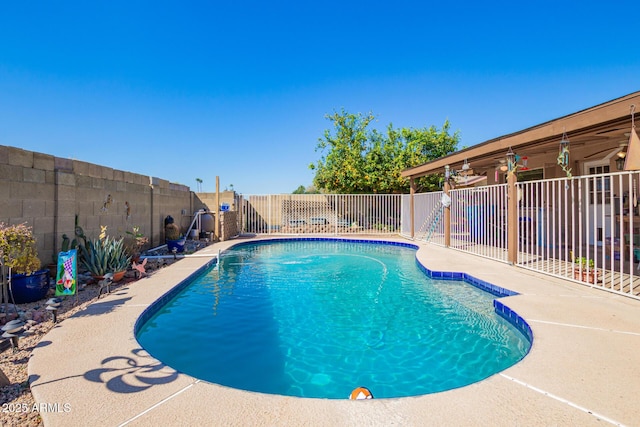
[402,91,640,179]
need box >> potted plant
[125,226,148,262]
[574,256,598,283]
[165,221,185,253]
[80,227,131,282]
[0,222,50,304]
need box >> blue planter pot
[166,238,185,253]
[10,269,50,304]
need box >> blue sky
[1,1,638,194]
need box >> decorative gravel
[0,256,185,426]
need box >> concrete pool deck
[28,236,640,426]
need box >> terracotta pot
[585,271,599,284]
[93,270,126,282]
[574,269,598,284]
[113,270,126,282]
[573,269,582,281]
[47,263,57,279]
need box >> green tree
[310,110,459,193]
[292,185,320,194]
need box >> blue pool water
[136,240,530,399]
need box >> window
[516,168,544,183]
[588,165,610,205]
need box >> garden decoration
[55,249,77,297]
[101,194,112,212]
[97,273,114,298]
[132,258,147,278]
[45,297,62,323]
[2,319,26,352]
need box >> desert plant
[125,226,148,258]
[165,223,181,241]
[574,256,595,270]
[80,231,131,277]
[0,222,41,275]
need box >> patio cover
[402,91,640,179]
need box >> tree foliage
[310,110,460,193]
[293,185,320,194]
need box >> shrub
[165,223,181,241]
[0,222,41,275]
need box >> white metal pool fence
[516,171,640,298]
[239,194,402,235]
[239,170,640,300]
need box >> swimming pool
[136,239,531,399]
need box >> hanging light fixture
[616,142,628,170]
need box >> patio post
[507,171,518,264]
[444,180,451,247]
[215,176,220,240]
[409,177,416,239]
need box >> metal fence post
[508,172,518,264]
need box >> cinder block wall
[193,191,237,212]
[219,211,239,241]
[0,145,192,267]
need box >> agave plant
[80,234,131,277]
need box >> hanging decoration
[557,128,572,177]
[495,160,508,182]
[624,104,640,171]
[506,147,518,175]
[505,147,532,177]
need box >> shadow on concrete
[84,348,179,393]
[70,297,132,317]
[34,340,52,348]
